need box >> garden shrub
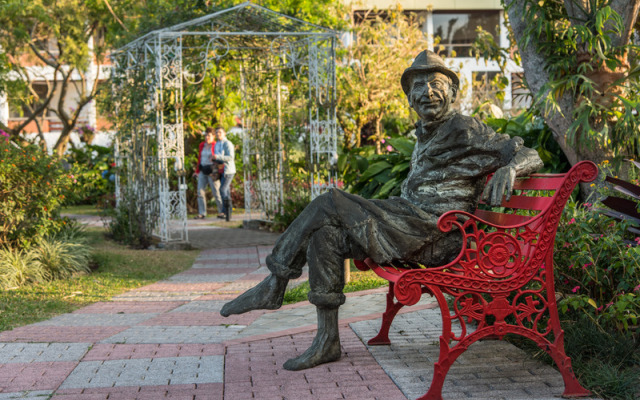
[103,200,154,249]
[32,236,91,280]
[271,183,311,233]
[0,219,92,289]
[65,144,117,205]
[554,200,640,338]
[0,140,80,248]
[0,247,46,289]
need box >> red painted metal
[358,161,598,400]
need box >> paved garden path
[0,214,601,399]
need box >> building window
[9,82,50,119]
[432,11,500,57]
[471,71,506,109]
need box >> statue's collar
[416,112,456,139]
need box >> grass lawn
[0,227,198,332]
[61,204,102,215]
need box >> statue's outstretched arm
[482,145,543,206]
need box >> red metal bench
[355,160,597,400]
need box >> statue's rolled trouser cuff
[266,254,303,280]
[307,291,346,308]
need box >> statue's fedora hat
[401,50,459,95]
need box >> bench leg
[368,282,403,345]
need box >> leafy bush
[32,237,91,280]
[0,220,92,289]
[339,137,414,199]
[103,201,154,249]
[554,199,640,337]
[0,140,80,248]
[484,111,569,173]
[0,247,46,289]
[271,182,311,233]
[65,144,116,205]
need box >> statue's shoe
[220,274,287,316]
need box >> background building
[345,0,528,114]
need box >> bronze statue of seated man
[220,50,543,371]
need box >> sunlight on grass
[0,227,198,332]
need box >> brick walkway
[0,216,600,400]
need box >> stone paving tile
[195,293,240,301]
[82,344,224,361]
[32,313,158,327]
[0,391,53,399]
[170,300,226,313]
[237,291,390,338]
[59,356,223,389]
[0,343,90,363]
[0,327,127,343]
[0,362,78,392]
[350,308,601,400]
[194,258,260,266]
[72,301,186,314]
[237,273,269,281]
[199,247,259,256]
[101,326,244,344]
[112,292,204,302]
[51,383,223,400]
[174,267,257,275]
[140,312,254,326]
[167,273,247,283]
[191,264,259,270]
[224,328,407,400]
[196,254,259,261]
[130,282,226,292]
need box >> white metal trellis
[111,2,338,244]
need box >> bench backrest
[474,173,570,226]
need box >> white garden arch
[110,2,338,244]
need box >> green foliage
[271,183,311,232]
[484,111,569,173]
[510,0,640,158]
[103,202,153,249]
[562,317,639,400]
[0,247,47,289]
[554,199,640,337]
[340,136,414,199]
[0,140,80,248]
[32,236,91,281]
[65,144,117,205]
[0,220,91,289]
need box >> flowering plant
[554,178,640,338]
[0,140,81,248]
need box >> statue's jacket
[331,112,525,266]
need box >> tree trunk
[54,128,72,157]
[505,0,638,172]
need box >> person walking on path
[194,127,223,219]
[212,126,236,220]
[220,50,543,371]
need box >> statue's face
[408,72,456,122]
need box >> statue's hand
[482,166,516,206]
